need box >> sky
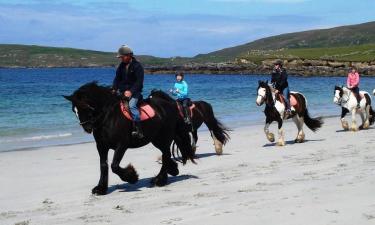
[0,0,374,57]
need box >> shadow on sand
[194,152,231,159]
[107,174,199,194]
[262,138,325,147]
[336,126,374,132]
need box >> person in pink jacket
[347,67,361,108]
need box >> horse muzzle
[82,124,93,133]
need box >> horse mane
[73,81,117,107]
[149,89,176,102]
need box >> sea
[1,68,375,152]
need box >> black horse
[64,82,195,195]
[149,90,230,155]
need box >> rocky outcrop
[145,59,375,76]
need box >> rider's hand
[175,89,180,93]
[124,90,132,98]
[111,89,117,94]
[169,89,173,93]
[275,90,279,94]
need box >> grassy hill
[0,44,188,68]
[195,21,375,62]
[0,21,374,68]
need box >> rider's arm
[353,72,360,87]
[112,64,122,90]
[179,81,188,97]
[129,63,144,95]
[280,69,288,87]
[346,74,351,88]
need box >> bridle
[334,88,350,106]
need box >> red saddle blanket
[278,94,298,107]
[120,101,156,121]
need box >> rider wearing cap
[112,45,144,138]
[271,60,291,116]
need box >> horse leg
[210,130,223,155]
[276,119,285,146]
[152,140,178,186]
[359,111,366,130]
[363,105,370,129]
[111,146,139,184]
[350,109,358,131]
[341,107,349,130]
[92,143,109,195]
[292,115,305,143]
[264,119,274,142]
[192,130,198,155]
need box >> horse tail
[369,106,375,125]
[364,93,375,125]
[295,93,323,132]
[173,123,196,165]
[304,109,323,132]
[197,101,230,145]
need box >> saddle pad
[120,101,156,121]
[279,94,298,107]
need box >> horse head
[256,80,271,106]
[333,85,344,105]
[64,82,116,133]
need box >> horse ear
[63,95,73,102]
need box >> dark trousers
[350,86,361,103]
[177,98,190,119]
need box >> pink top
[347,72,359,88]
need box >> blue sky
[0,0,374,57]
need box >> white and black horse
[333,86,374,131]
[256,81,323,146]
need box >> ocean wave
[0,133,73,143]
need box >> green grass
[239,44,375,62]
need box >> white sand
[1,117,375,225]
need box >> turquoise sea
[1,68,375,152]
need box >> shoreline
[1,114,342,154]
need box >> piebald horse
[256,81,323,146]
[333,86,374,131]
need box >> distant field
[239,44,375,63]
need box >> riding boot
[183,108,191,124]
[132,121,144,139]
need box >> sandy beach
[1,116,375,225]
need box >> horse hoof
[92,185,108,195]
[150,175,168,187]
[267,133,275,142]
[276,141,285,146]
[167,160,179,176]
[294,139,303,143]
[123,164,139,184]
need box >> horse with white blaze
[256,80,323,146]
[333,86,374,131]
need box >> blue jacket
[112,58,144,97]
[172,80,188,99]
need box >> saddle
[120,101,156,121]
[176,101,195,118]
[276,93,298,108]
